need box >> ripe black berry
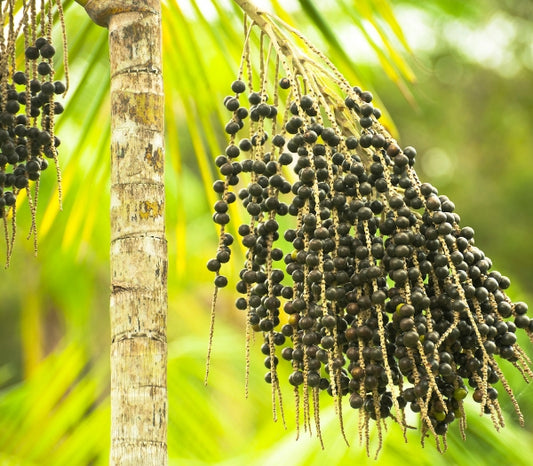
[40,43,55,59]
[37,62,52,76]
[25,46,39,60]
[14,175,28,189]
[54,81,66,94]
[41,82,55,96]
[225,121,240,134]
[214,275,228,288]
[279,77,291,89]
[360,91,373,102]
[231,80,246,93]
[35,37,48,49]
[5,100,20,115]
[13,71,27,85]
[29,79,41,94]
[248,92,261,105]
[225,97,240,111]
[207,259,221,272]
[4,192,15,206]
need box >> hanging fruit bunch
[206,2,533,456]
[0,0,68,263]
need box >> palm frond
[0,344,109,465]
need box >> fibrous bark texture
[82,1,167,464]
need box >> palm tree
[76,1,168,464]
[0,1,532,465]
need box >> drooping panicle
[0,0,68,262]
[207,8,533,457]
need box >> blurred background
[1,0,533,464]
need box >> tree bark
[77,1,167,464]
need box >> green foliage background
[1,0,532,464]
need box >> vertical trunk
[79,1,167,464]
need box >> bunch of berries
[0,0,68,261]
[207,16,532,455]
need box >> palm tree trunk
[77,1,167,464]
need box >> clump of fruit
[206,6,533,457]
[0,0,68,262]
